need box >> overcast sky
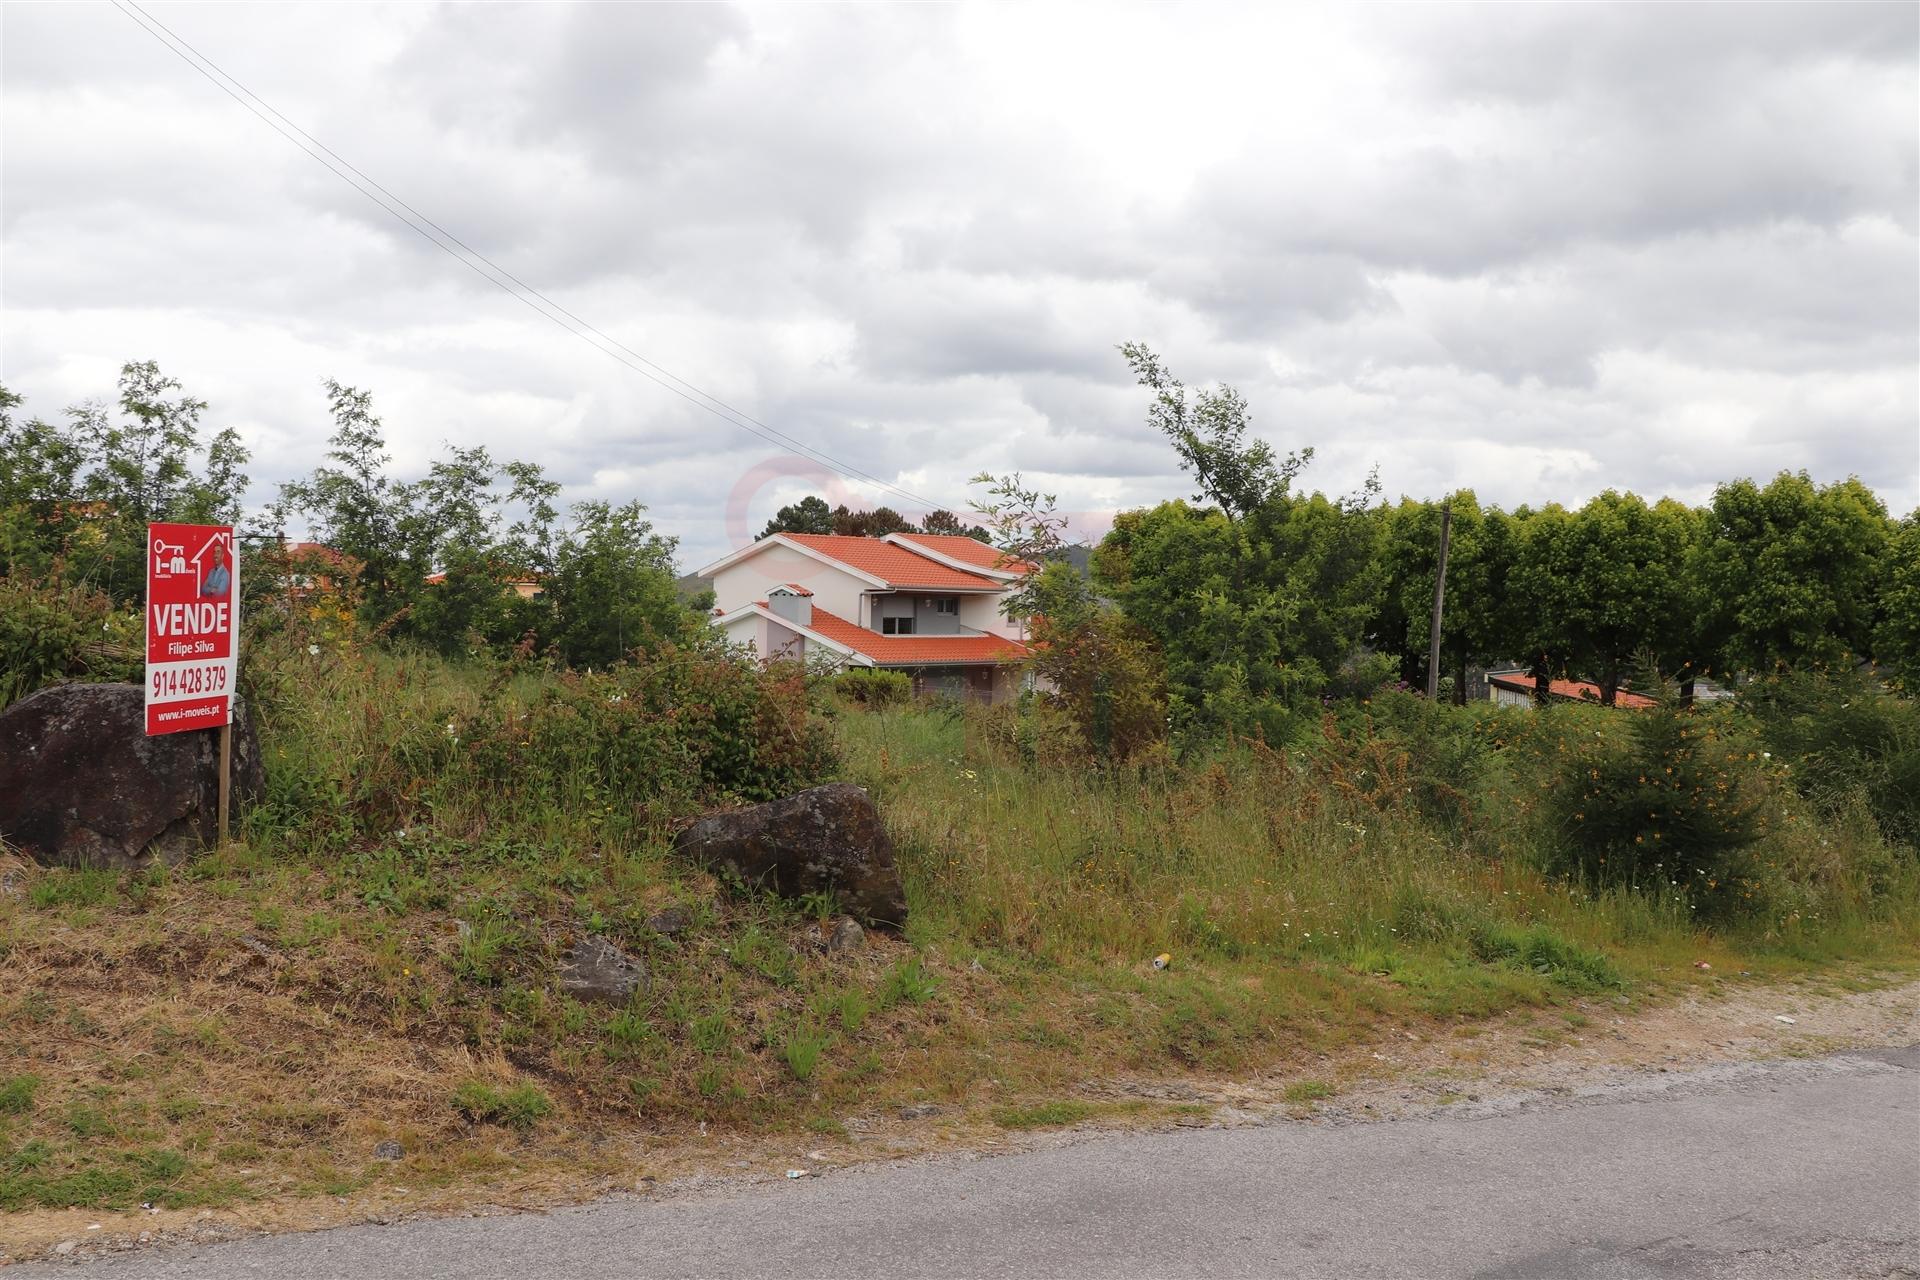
[3,1,1915,567]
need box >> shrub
[832,669,913,708]
[1742,670,1920,854]
[0,576,141,708]
[1536,698,1777,920]
[450,1080,553,1130]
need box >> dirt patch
[8,969,1914,1265]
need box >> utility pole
[1426,500,1453,700]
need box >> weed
[730,926,797,987]
[690,1012,734,1055]
[879,955,939,1007]
[0,1075,39,1115]
[1469,924,1624,992]
[1282,1079,1334,1103]
[29,868,118,910]
[814,988,872,1034]
[992,1101,1094,1129]
[450,1081,553,1131]
[782,1024,831,1082]
[451,919,522,985]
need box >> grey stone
[0,683,265,869]
[373,1140,404,1161]
[672,784,907,927]
[827,917,866,953]
[645,904,696,938]
[558,936,648,1007]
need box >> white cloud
[2,0,1914,572]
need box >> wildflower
[308,643,321,656]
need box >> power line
[109,0,958,516]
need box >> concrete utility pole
[1426,500,1452,700]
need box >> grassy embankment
[3,640,1916,1219]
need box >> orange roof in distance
[892,532,1034,575]
[781,534,1000,590]
[804,606,1030,665]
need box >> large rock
[673,783,908,927]
[0,682,265,869]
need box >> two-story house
[699,532,1034,702]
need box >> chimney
[768,584,812,628]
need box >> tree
[1698,472,1889,674]
[275,382,561,653]
[0,364,250,602]
[829,504,915,538]
[758,495,834,539]
[1375,492,1504,702]
[1506,504,1579,703]
[1118,343,1308,522]
[919,509,991,541]
[1558,491,1691,704]
[546,501,691,669]
[273,381,422,628]
[971,473,1163,759]
[1876,512,1920,692]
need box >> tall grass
[840,699,1919,986]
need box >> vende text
[151,602,231,636]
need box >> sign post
[145,523,240,843]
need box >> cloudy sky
[3,1,1915,566]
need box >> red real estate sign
[145,522,239,736]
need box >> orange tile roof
[781,534,1001,590]
[804,606,1031,666]
[891,532,1033,575]
[1488,673,1658,709]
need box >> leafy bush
[1536,699,1778,920]
[0,576,141,708]
[1742,670,1920,853]
[1320,690,1499,828]
[245,633,836,847]
[832,669,913,708]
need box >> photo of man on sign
[199,539,232,597]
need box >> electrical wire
[109,0,960,516]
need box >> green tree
[758,495,834,539]
[1506,504,1579,703]
[1375,492,1508,702]
[0,364,250,602]
[1699,472,1889,674]
[1559,491,1691,704]
[918,509,991,541]
[829,504,915,538]
[1877,512,1920,692]
[546,501,691,668]
[1118,342,1308,522]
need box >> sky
[3,1,1916,569]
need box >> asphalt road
[17,1047,1919,1279]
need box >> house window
[933,598,958,615]
[882,617,915,635]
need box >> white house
[698,532,1034,702]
